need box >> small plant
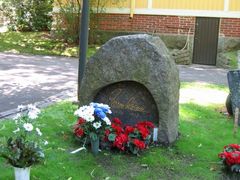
[105,118,154,155]
[0,104,47,168]
[219,144,240,173]
[73,102,112,142]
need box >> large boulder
[79,34,180,144]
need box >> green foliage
[53,0,121,44]
[1,0,53,31]
[53,0,81,44]
[0,137,44,168]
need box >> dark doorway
[193,17,220,65]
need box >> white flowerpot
[14,167,31,180]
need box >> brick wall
[220,18,240,37]
[97,14,240,37]
[98,14,195,35]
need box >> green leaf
[108,133,116,142]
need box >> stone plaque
[227,70,240,123]
[94,81,159,126]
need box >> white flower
[28,111,39,119]
[13,113,21,120]
[74,106,95,122]
[44,140,48,145]
[93,122,102,129]
[36,128,42,136]
[27,104,35,110]
[103,117,111,125]
[17,105,25,112]
[13,128,20,133]
[23,123,33,132]
[27,105,40,119]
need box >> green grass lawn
[0,31,98,57]
[0,82,238,179]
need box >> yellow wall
[229,0,240,11]
[135,0,148,8]
[152,0,224,10]
[105,0,130,8]
[54,0,240,13]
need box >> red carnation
[125,126,135,135]
[113,118,122,125]
[133,139,145,149]
[74,128,84,137]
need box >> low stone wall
[216,52,232,69]
[217,37,240,69]
[170,49,192,65]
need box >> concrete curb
[0,89,77,120]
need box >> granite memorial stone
[79,34,180,144]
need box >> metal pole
[78,0,90,100]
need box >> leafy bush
[52,0,121,44]
[53,0,81,44]
[1,0,53,31]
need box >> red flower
[219,151,240,166]
[74,128,84,137]
[133,139,145,149]
[136,125,149,139]
[105,129,110,136]
[111,123,123,135]
[113,133,128,151]
[228,144,240,150]
[136,121,154,129]
[77,118,85,125]
[125,126,135,135]
[113,118,122,125]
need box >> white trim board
[224,0,230,11]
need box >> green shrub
[1,0,53,31]
[53,0,81,44]
[52,0,121,44]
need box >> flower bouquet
[0,104,47,180]
[73,102,112,155]
[104,118,154,155]
[219,144,240,173]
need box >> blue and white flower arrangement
[73,102,112,146]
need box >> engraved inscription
[108,89,147,113]
[94,81,159,126]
